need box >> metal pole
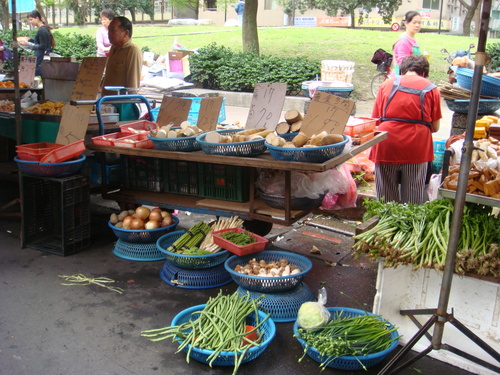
[431,0,492,348]
[438,0,444,34]
[12,2,22,146]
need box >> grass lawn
[59,25,492,100]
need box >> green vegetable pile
[353,198,500,277]
[167,221,211,254]
[295,310,399,370]
[221,230,257,246]
[141,291,269,375]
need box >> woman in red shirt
[370,55,442,204]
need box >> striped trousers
[374,163,429,204]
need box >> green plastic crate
[198,163,250,202]
[122,156,163,192]
[163,160,199,195]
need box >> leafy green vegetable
[220,231,256,246]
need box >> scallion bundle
[295,311,399,370]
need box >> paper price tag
[246,83,286,129]
[56,104,93,144]
[156,96,192,127]
[19,56,36,87]
[197,97,223,131]
[301,91,355,137]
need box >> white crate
[373,262,499,375]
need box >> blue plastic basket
[14,154,85,177]
[108,215,179,244]
[281,132,299,141]
[444,99,500,115]
[433,139,447,153]
[456,68,500,98]
[112,239,166,261]
[159,261,232,289]
[156,230,230,269]
[150,97,227,124]
[224,250,313,293]
[148,134,201,152]
[236,283,314,323]
[265,135,349,163]
[170,304,276,365]
[293,307,399,370]
[197,129,267,157]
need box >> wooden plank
[87,131,388,173]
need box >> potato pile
[234,258,302,277]
[110,206,174,230]
[266,131,344,148]
[149,121,203,138]
[205,127,274,143]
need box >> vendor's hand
[0,46,4,51]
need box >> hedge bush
[0,30,96,61]
[486,42,500,72]
[186,43,320,95]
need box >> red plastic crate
[39,140,85,163]
[112,133,153,149]
[16,142,63,161]
[92,132,133,146]
[212,228,268,256]
[118,120,156,134]
[351,131,375,145]
[344,117,378,136]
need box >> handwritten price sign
[56,104,93,144]
[197,97,223,132]
[301,91,355,137]
[246,83,286,129]
[71,57,107,100]
[19,56,36,87]
[156,96,192,127]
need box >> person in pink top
[96,9,114,57]
[392,11,422,75]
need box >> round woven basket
[224,250,312,293]
[170,304,276,365]
[108,216,179,244]
[156,230,230,269]
[293,307,399,370]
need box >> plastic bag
[427,174,442,201]
[256,170,326,198]
[296,287,330,329]
[320,164,358,210]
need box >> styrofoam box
[373,262,499,375]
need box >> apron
[393,44,422,75]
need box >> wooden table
[87,131,387,226]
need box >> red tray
[112,133,153,149]
[119,120,156,134]
[344,117,378,136]
[212,228,268,256]
[16,142,63,161]
[92,132,133,146]
[39,140,85,163]
[351,131,375,145]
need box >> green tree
[457,0,481,36]
[313,0,402,29]
[0,0,9,30]
[109,0,154,22]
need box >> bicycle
[370,49,393,98]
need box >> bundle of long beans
[353,198,500,277]
[295,310,399,370]
[141,291,269,375]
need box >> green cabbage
[297,301,330,329]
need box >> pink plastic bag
[320,164,358,210]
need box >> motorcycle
[440,44,475,84]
